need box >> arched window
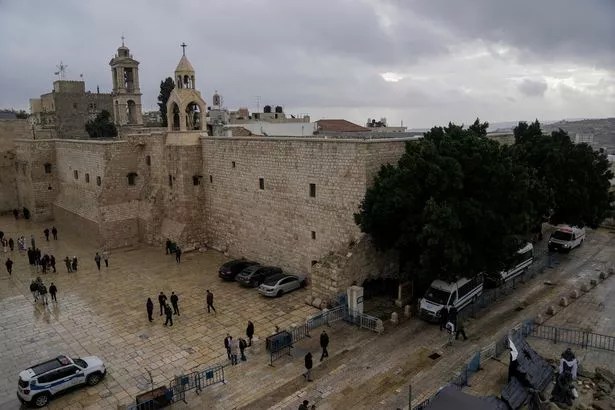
[127,172,138,186]
[96,176,102,186]
[127,100,137,124]
[85,173,90,183]
[44,163,52,174]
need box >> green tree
[157,77,175,127]
[85,110,118,139]
[512,121,613,228]
[355,119,532,288]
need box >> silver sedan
[258,273,305,297]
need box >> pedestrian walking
[30,234,35,250]
[49,282,57,302]
[246,321,254,346]
[64,256,72,273]
[164,303,173,326]
[13,209,19,219]
[224,334,232,359]
[30,280,39,301]
[448,306,458,325]
[320,330,329,361]
[102,250,109,267]
[50,255,56,273]
[8,237,14,251]
[175,246,182,263]
[94,252,101,270]
[5,258,13,275]
[27,248,34,266]
[43,228,50,241]
[445,321,455,346]
[38,282,49,305]
[206,289,216,313]
[439,306,449,331]
[239,338,248,361]
[158,292,167,316]
[51,226,58,240]
[72,256,78,271]
[455,317,468,341]
[303,352,313,381]
[230,338,239,365]
[299,400,310,410]
[170,292,180,315]
[146,298,154,322]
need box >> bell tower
[109,37,143,126]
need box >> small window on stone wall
[168,174,173,187]
[232,161,236,168]
[96,176,101,186]
[309,183,316,198]
[146,155,151,166]
[74,170,78,180]
[85,173,90,183]
[209,175,213,183]
[73,103,78,109]
[259,177,264,190]
[311,231,316,240]
[127,172,138,186]
[44,163,52,174]
[192,175,201,186]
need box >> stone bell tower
[109,37,143,126]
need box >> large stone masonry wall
[0,119,31,212]
[201,136,410,277]
[14,139,57,220]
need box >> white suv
[17,355,106,407]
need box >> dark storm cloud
[518,78,548,97]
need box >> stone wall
[201,136,409,276]
[0,119,30,212]
[14,139,57,220]
[309,234,399,305]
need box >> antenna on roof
[54,61,68,80]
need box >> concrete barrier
[546,305,556,316]
[570,289,580,299]
[559,297,569,307]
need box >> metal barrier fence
[522,322,615,352]
[167,364,226,403]
[344,308,384,334]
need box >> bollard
[569,289,580,299]
[546,305,556,316]
[580,283,590,292]
[590,279,598,288]
[535,314,545,324]
[599,272,607,280]
[404,305,411,318]
[390,312,399,325]
[559,297,568,307]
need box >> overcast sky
[1,0,613,128]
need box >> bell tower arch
[109,37,143,126]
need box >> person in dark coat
[175,246,182,263]
[298,400,310,410]
[165,239,172,255]
[13,209,19,219]
[158,292,167,316]
[146,298,154,322]
[8,237,14,251]
[5,258,13,275]
[30,280,39,301]
[246,321,255,346]
[72,256,78,271]
[455,318,468,341]
[164,303,173,326]
[320,330,329,361]
[448,306,458,325]
[51,226,58,240]
[27,248,34,265]
[49,283,57,302]
[439,307,449,331]
[64,256,72,273]
[94,252,101,270]
[170,292,180,315]
[303,352,313,381]
[224,334,232,359]
[239,338,248,361]
[38,283,48,305]
[206,289,216,313]
[43,228,50,241]
[50,255,56,273]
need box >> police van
[548,225,585,253]
[17,355,106,407]
[419,276,483,322]
[485,242,534,287]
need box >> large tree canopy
[355,118,613,290]
[157,77,175,127]
[355,119,532,286]
[85,110,117,139]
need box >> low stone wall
[309,234,398,306]
[53,203,102,248]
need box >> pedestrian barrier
[344,308,384,334]
[267,331,294,366]
[522,322,615,352]
[167,365,226,404]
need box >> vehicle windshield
[552,231,572,241]
[424,287,451,305]
[72,358,87,368]
[264,274,284,285]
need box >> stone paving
[0,215,318,409]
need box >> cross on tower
[121,35,125,47]
[181,42,187,56]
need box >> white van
[419,276,483,322]
[548,225,585,253]
[486,242,534,287]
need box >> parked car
[548,225,586,253]
[258,273,305,297]
[17,355,106,408]
[236,265,283,287]
[218,259,260,281]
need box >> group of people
[302,330,330,382]
[29,277,58,305]
[165,239,182,264]
[224,321,255,365]
[439,305,467,344]
[145,289,218,326]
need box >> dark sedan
[236,265,283,287]
[218,259,260,281]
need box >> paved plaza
[0,215,318,409]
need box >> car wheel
[33,393,50,408]
[277,290,283,297]
[87,373,102,386]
